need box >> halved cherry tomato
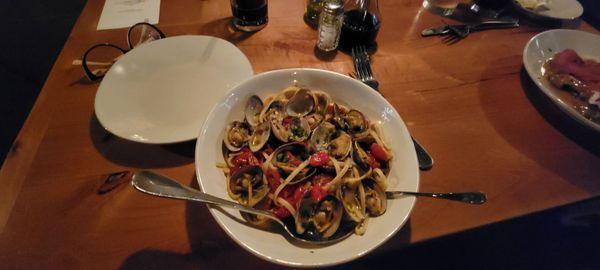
[273,207,291,218]
[370,143,390,161]
[310,184,328,203]
[292,185,310,207]
[286,151,302,166]
[368,152,381,169]
[282,117,293,128]
[231,148,261,168]
[265,169,282,191]
[309,151,330,167]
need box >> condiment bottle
[316,0,344,52]
[339,0,382,50]
[305,0,325,27]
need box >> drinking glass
[422,0,459,16]
[230,0,268,32]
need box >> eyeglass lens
[128,24,163,49]
[84,45,125,79]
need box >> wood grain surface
[0,0,599,268]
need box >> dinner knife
[421,20,519,37]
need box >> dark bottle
[338,0,381,50]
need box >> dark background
[0,1,598,269]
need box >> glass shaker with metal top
[316,0,344,52]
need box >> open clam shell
[310,121,336,152]
[344,109,368,135]
[337,182,366,222]
[245,95,263,127]
[363,178,387,216]
[224,121,251,152]
[295,194,343,240]
[329,131,352,160]
[288,117,311,142]
[285,88,315,118]
[249,121,271,152]
[271,142,315,184]
[227,166,269,207]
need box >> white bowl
[195,68,419,267]
[523,29,600,132]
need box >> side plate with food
[523,29,600,132]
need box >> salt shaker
[316,0,344,52]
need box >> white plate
[95,35,253,144]
[195,68,419,267]
[512,0,583,21]
[523,29,600,132]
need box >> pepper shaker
[316,0,344,52]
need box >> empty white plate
[523,29,600,132]
[95,35,253,144]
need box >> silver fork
[351,45,434,171]
[352,45,380,90]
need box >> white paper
[97,0,161,30]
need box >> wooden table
[1,0,598,268]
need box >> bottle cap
[323,0,344,16]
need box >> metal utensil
[351,45,434,171]
[131,170,353,244]
[421,19,520,37]
[387,191,487,204]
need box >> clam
[331,104,343,128]
[344,109,368,134]
[352,141,371,171]
[245,95,263,127]
[363,179,387,216]
[310,122,336,152]
[271,143,315,184]
[269,113,289,143]
[305,113,324,131]
[337,182,366,222]
[224,121,251,152]
[328,131,352,160]
[227,166,269,207]
[249,121,271,152]
[286,88,315,118]
[312,90,331,115]
[295,194,344,240]
[288,117,311,142]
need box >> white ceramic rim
[194,68,419,267]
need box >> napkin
[97,0,161,30]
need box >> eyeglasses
[78,22,165,81]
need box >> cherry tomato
[310,184,328,203]
[309,151,330,167]
[370,143,390,161]
[292,185,309,207]
[282,117,293,128]
[286,151,303,166]
[265,169,281,190]
[231,148,260,167]
[273,207,291,218]
[368,152,381,169]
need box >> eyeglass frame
[81,22,166,81]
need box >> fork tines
[352,45,379,90]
